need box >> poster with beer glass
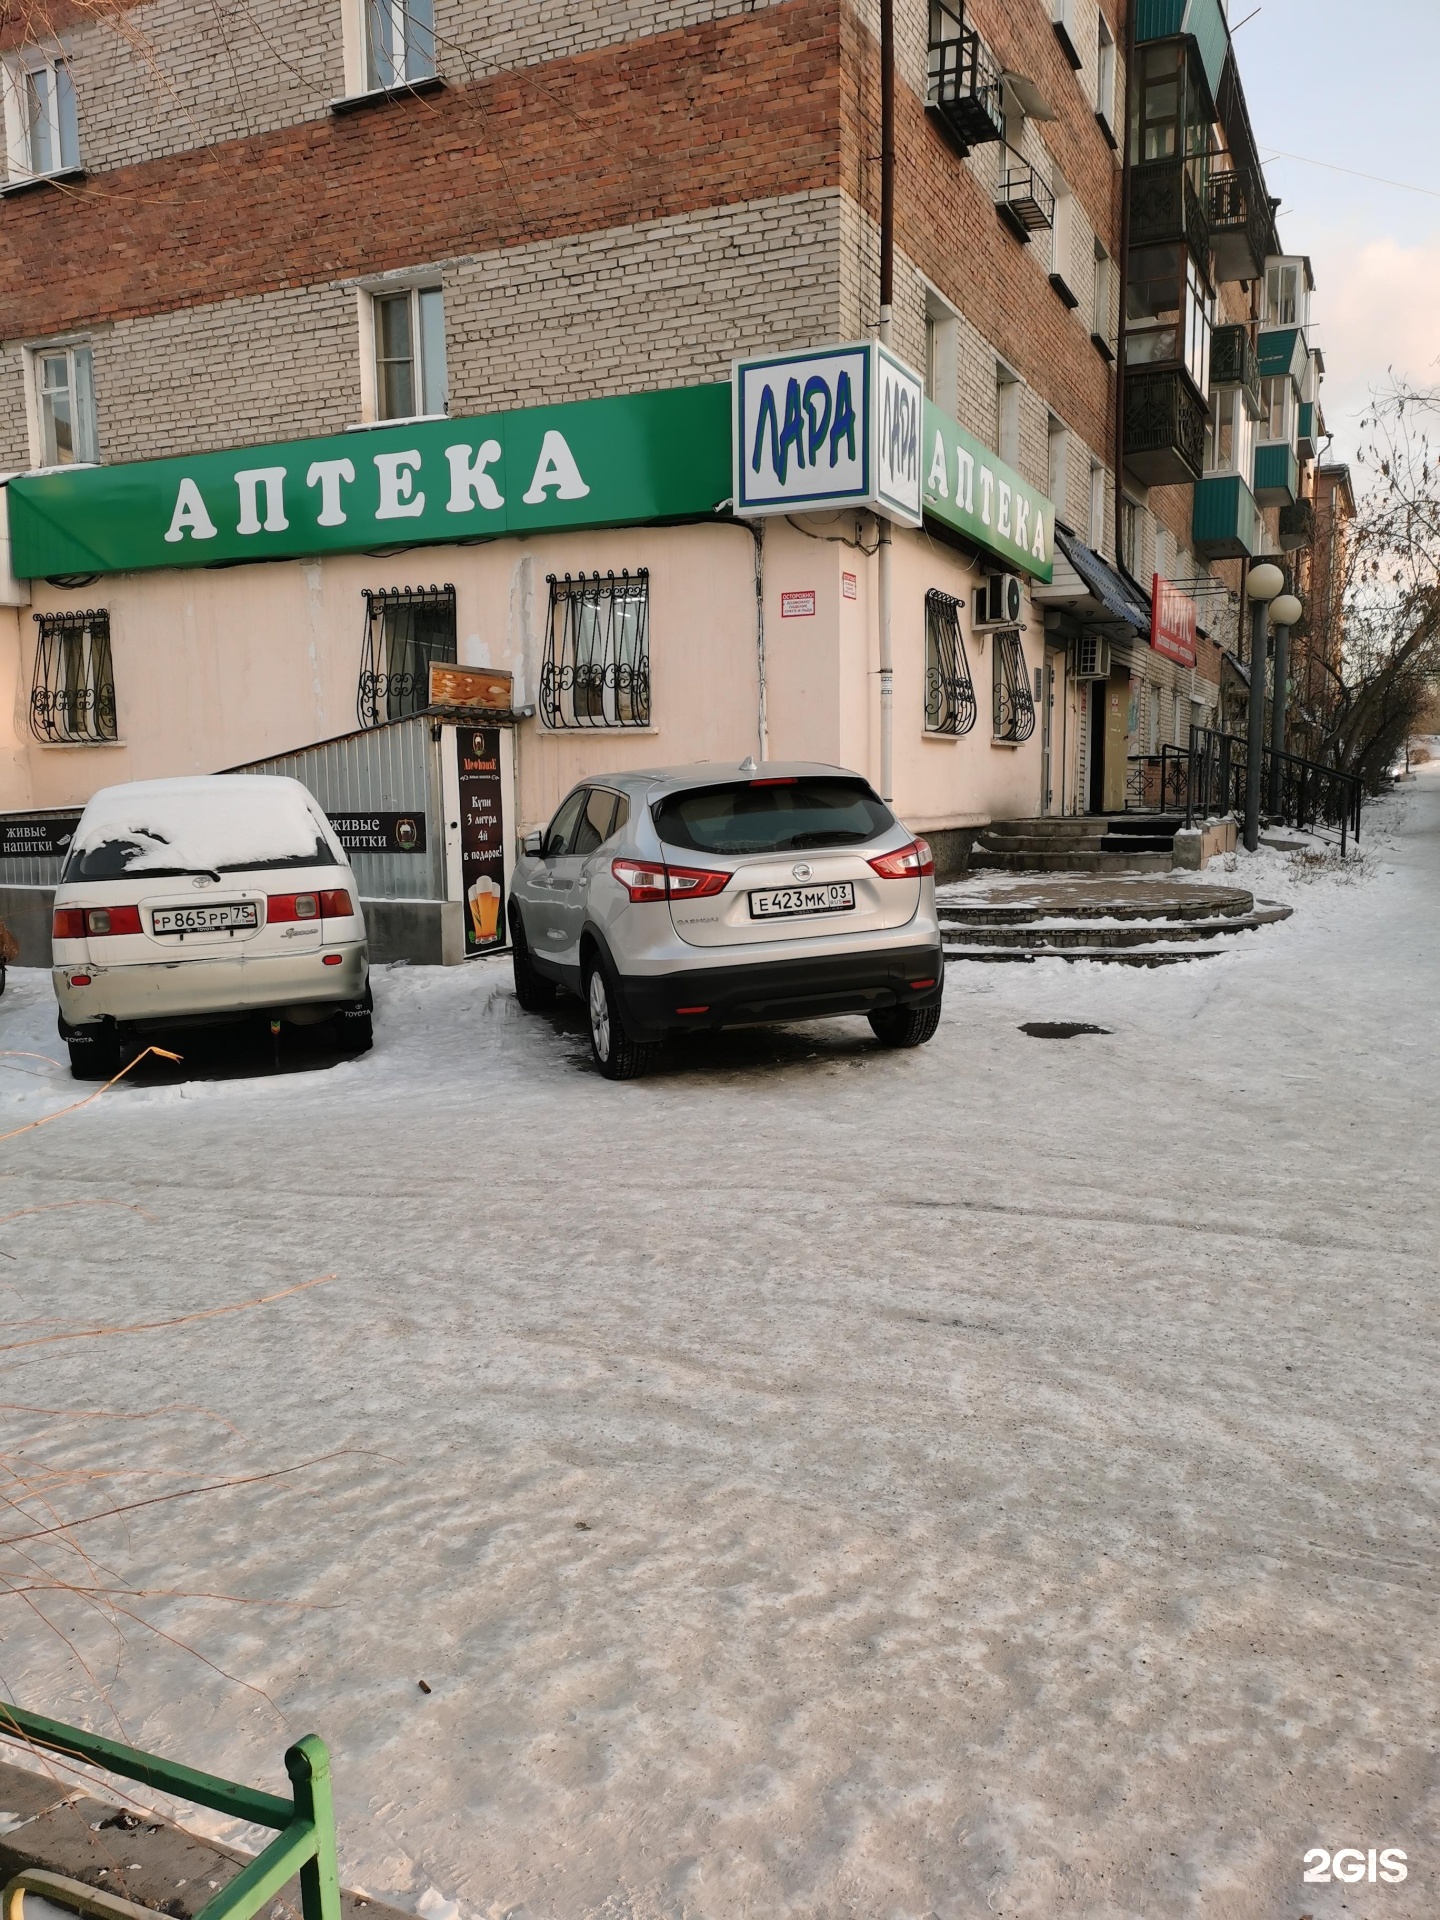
[457,727,505,954]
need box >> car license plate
[748,882,856,919]
[150,902,258,935]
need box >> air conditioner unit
[973,572,1024,628]
[1072,634,1111,680]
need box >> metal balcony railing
[1206,168,1269,283]
[1209,323,1260,412]
[1124,367,1207,486]
[1130,157,1211,263]
[927,0,1003,153]
[1278,497,1315,551]
[995,164,1055,240]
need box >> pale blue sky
[1232,0,1440,466]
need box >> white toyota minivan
[51,776,371,1077]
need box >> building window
[1205,384,1256,476]
[1125,244,1212,394]
[371,285,446,420]
[1259,375,1291,444]
[357,583,456,728]
[996,362,1020,468]
[1046,417,1069,519]
[1091,242,1112,350]
[11,55,80,176]
[924,294,960,416]
[1120,496,1140,572]
[35,344,98,466]
[1264,260,1304,328]
[992,628,1036,743]
[30,609,115,744]
[1088,460,1105,548]
[541,570,651,730]
[1050,179,1074,290]
[924,589,976,736]
[1095,12,1116,133]
[365,0,436,89]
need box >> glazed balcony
[1297,400,1321,460]
[1206,168,1270,284]
[1129,157,1210,263]
[1254,441,1300,507]
[1279,497,1315,551]
[1193,473,1259,560]
[1124,366,1207,487]
[1209,324,1260,415]
[927,1,1004,156]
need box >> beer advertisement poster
[457,727,505,955]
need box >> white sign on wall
[732,343,923,527]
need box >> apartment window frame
[1125,243,1212,397]
[1205,383,1256,478]
[366,283,447,423]
[1264,259,1307,329]
[31,341,98,467]
[1090,241,1113,356]
[992,628,1036,744]
[996,361,1021,469]
[1094,11,1117,141]
[1087,460,1106,550]
[4,50,80,182]
[30,608,115,745]
[1259,375,1293,447]
[923,588,977,737]
[364,0,436,91]
[356,583,457,728]
[541,570,651,731]
[1046,416,1069,520]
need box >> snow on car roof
[71,775,333,872]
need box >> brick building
[0,0,1326,928]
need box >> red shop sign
[1150,574,1197,667]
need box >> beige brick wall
[0,192,849,467]
[15,0,782,180]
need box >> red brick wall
[1,0,842,340]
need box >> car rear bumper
[53,943,368,1028]
[612,939,945,1039]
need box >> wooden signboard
[429,663,513,710]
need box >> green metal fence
[0,1706,339,1920]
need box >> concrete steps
[970,814,1183,874]
[937,877,1292,966]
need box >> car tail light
[611,858,729,904]
[867,837,935,879]
[749,776,797,787]
[53,908,87,940]
[85,906,142,936]
[322,953,343,966]
[267,892,320,923]
[319,888,353,917]
[69,973,92,986]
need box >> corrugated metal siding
[233,716,445,901]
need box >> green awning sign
[6,385,732,579]
[921,401,1054,583]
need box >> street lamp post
[1267,589,1303,818]
[1243,562,1285,852]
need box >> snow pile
[65,777,336,875]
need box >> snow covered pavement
[1,777,1437,1920]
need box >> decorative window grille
[992,628,1036,743]
[923,589,976,737]
[30,609,115,744]
[357,584,456,728]
[541,570,650,730]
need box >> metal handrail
[0,1706,339,1920]
[1183,727,1362,853]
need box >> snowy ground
[1,777,1437,1920]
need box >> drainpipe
[1113,0,1136,566]
[751,520,769,764]
[877,0,895,802]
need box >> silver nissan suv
[508,761,944,1078]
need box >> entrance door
[1088,680,1106,813]
[1040,650,1061,814]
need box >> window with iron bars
[991,628,1036,742]
[541,570,650,730]
[356,584,456,729]
[30,609,115,744]
[924,589,977,737]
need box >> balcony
[1124,366,1207,487]
[1297,400,1321,460]
[1193,473,1259,560]
[1130,157,1210,262]
[1279,497,1315,551]
[996,164,1055,242]
[1206,169,1269,283]
[1254,440,1300,507]
[928,4,1004,155]
[1257,325,1307,386]
[1209,324,1260,414]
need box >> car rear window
[62,786,342,882]
[653,778,894,857]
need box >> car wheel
[63,1020,123,1081]
[868,1001,943,1049]
[334,983,374,1054]
[585,958,657,1081]
[510,908,556,1012]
